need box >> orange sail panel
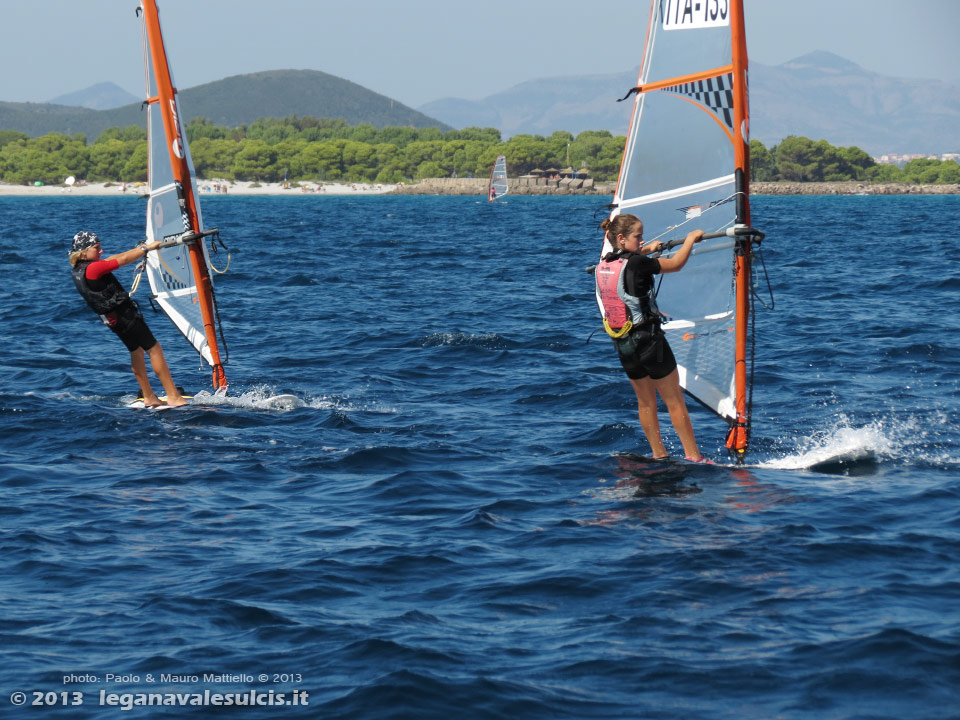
[139,0,227,391]
[599,0,757,458]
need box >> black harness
[603,250,665,362]
[72,260,139,328]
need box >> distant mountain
[751,51,960,155]
[176,70,448,130]
[0,69,449,140]
[48,82,140,110]
[419,51,960,155]
[419,70,637,140]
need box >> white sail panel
[145,185,213,364]
[489,155,508,198]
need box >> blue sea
[1,193,958,719]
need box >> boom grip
[660,224,764,252]
[157,227,220,249]
[709,225,765,241]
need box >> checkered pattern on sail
[661,72,735,131]
[159,264,189,291]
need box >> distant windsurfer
[596,214,706,462]
[69,231,187,408]
[489,185,497,201]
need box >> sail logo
[169,98,185,159]
[662,0,730,30]
[677,197,729,221]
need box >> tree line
[750,136,960,184]
[0,118,957,186]
[0,119,623,186]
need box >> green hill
[0,69,449,139]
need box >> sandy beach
[0,179,398,197]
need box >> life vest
[72,260,137,327]
[595,253,656,339]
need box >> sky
[1,0,958,108]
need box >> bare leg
[146,342,187,407]
[652,369,702,460]
[628,376,669,459]
[130,348,163,407]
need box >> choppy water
[1,194,958,719]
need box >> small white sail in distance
[488,155,508,201]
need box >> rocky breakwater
[390,179,958,197]
[389,176,617,196]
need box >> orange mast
[140,0,227,391]
[726,0,752,459]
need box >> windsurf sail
[138,0,228,391]
[600,0,764,461]
[488,155,508,201]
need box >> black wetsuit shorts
[110,311,157,353]
[613,327,677,380]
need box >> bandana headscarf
[70,231,100,254]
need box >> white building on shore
[875,153,960,166]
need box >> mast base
[212,365,227,393]
[725,424,748,463]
